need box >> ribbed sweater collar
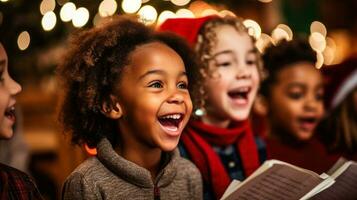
[96,138,178,188]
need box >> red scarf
[181,120,260,199]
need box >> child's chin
[0,128,14,140]
[295,131,314,141]
[160,141,179,152]
[230,110,250,121]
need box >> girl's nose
[9,77,22,96]
[235,65,251,79]
[304,96,319,112]
[167,91,184,104]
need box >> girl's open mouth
[298,117,318,131]
[228,87,251,104]
[5,106,16,123]
[158,113,183,136]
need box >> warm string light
[40,0,56,15]
[41,11,57,31]
[157,10,176,25]
[271,25,291,44]
[256,33,273,53]
[60,2,76,22]
[176,9,194,18]
[243,19,261,39]
[99,0,117,17]
[138,5,157,25]
[276,24,293,41]
[122,0,141,14]
[308,21,335,68]
[17,31,30,50]
[72,7,89,28]
[170,0,191,6]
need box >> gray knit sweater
[62,138,202,200]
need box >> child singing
[59,16,202,200]
[0,42,43,199]
[159,16,264,200]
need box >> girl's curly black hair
[260,38,317,98]
[57,16,197,147]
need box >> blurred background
[0,0,357,199]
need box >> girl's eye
[148,81,163,88]
[177,82,188,89]
[216,61,232,67]
[246,59,257,66]
[288,92,303,100]
[316,91,324,101]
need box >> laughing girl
[159,16,264,200]
[59,16,202,200]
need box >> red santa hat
[322,56,357,110]
[158,15,218,47]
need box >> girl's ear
[253,94,268,116]
[101,96,123,119]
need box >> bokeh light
[309,32,326,52]
[98,0,117,17]
[189,0,211,17]
[122,0,141,14]
[157,10,176,26]
[72,7,89,28]
[315,52,324,69]
[17,31,30,51]
[138,5,157,25]
[176,8,194,18]
[271,27,289,44]
[256,33,273,53]
[310,21,327,37]
[170,0,190,6]
[201,9,218,17]
[276,24,293,41]
[40,0,56,15]
[243,19,261,39]
[323,46,335,65]
[323,37,337,65]
[60,2,76,22]
[41,11,57,31]
[219,10,236,17]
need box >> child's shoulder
[69,156,105,177]
[64,156,109,184]
[0,163,43,199]
[0,162,28,177]
[0,163,34,186]
[175,156,201,177]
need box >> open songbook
[220,158,357,200]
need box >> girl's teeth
[162,114,181,119]
[237,87,249,92]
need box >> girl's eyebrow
[139,69,166,80]
[211,50,234,58]
[211,48,256,59]
[287,82,306,90]
[138,69,187,80]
